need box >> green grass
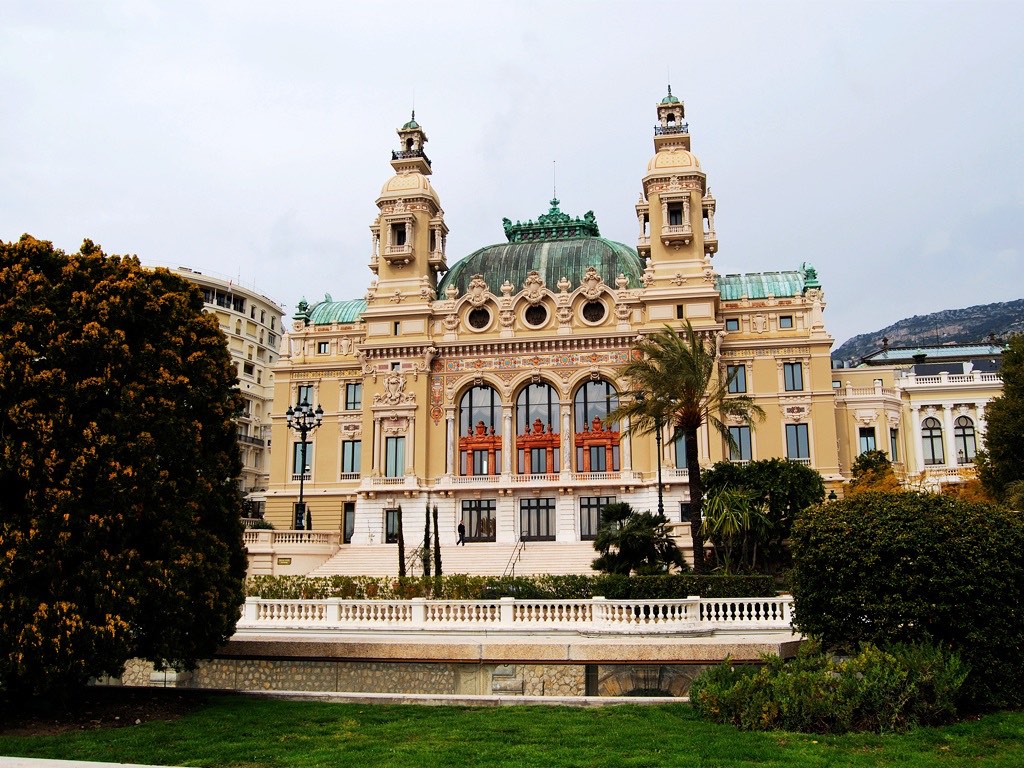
[1,696,1023,767]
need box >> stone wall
[101,657,720,698]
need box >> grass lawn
[1,694,1023,768]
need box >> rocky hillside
[833,299,1024,363]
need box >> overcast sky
[3,1,1022,346]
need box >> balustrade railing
[237,595,795,634]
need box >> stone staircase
[306,540,599,578]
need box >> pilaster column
[682,195,692,234]
[406,416,415,474]
[562,406,572,472]
[621,416,633,472]
[445,409,456,476]
[942,404,957,466]
[502,406,513,475]
[371,416,380,473]
[910,405,924,474]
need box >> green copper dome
[438,202,643,297]
[661,85,680,104]
[302,298,366,325]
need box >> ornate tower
[635,87,720,328]
[365,112,449,319]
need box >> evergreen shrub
[689,641,967,733]
[791,491,1024,709]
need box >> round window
[524,304,548,326]
[468,307,491,329]
[582,301,606,323]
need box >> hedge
[791,491,1024,710]
[245,573,777,601]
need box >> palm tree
[609,323,764,573]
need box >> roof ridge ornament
[501,199,601,242]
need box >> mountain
[833,299,1024,363]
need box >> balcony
[383,244,414,265]
[391,148,431,165]
[238,434,265,447]
[654,123,689,136]
[661,223,692,247]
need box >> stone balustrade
[238,595,794,635]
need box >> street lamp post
[654,413,665,518]
[635,392,665,519]
[285,399,323,530]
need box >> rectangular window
[232,296,246,313]
[385,436,405,478]
[242,362,254,377]
[679,502,691,524]
[471,450,490,475]
[783,362,803,392]
[271,317,276,330]
[674,432,688,469]
[385,508,400,544]
[668,205,683,226]
[588,445,607,472]
[580,496,616,541]
[343,502,355,544]
[779,315,794,329]
[520,498,556,541]
[317,341,329,354]
[675,304,684,320]
[785,423,810,461]
[462,499,496,542]
[859,427,877,455]
[890,428,899,462]
[728,426,752,462]
[341,440,361,474]
[393,322,401,336]
[725,318,740,332]
[345,382,363,410]
[392,223,406,246]
[727,364,747,394]
[292,442,312,476]
[297,384,313,406]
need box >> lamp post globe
[284,399,324,530]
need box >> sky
[3,1,1022,346]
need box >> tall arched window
[954,416,977,465]
[573,380,620,472]
[516,383,560,474]
[459,385,502,476]
[922,417,944,466]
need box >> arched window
[954,416,977,465]
[516,383,560,474]
[573,380,620,472]
[922,417,944,466]
[459,385,502,476]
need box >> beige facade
[833,345,1004,492]
[169,267,284,510]
[263,92,862,554]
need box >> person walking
[457,520,466,546]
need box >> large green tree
[0,235,247,701]
[978,334,1024,504]
[702,458,825,570]
[609,323,764,572]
